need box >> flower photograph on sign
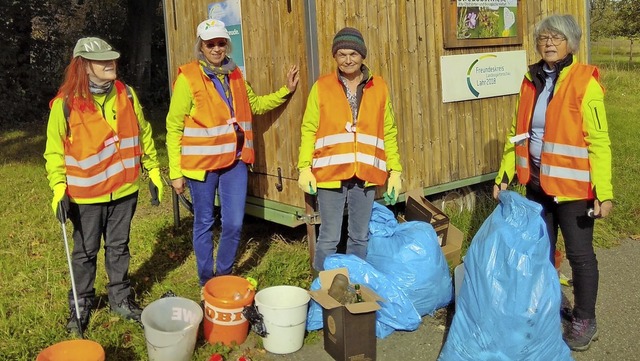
[456,0,517,39]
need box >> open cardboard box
[402,189,464,267]
[308,268,382,361]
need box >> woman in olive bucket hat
[44,37,163,335]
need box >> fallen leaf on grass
[631,234,640,241]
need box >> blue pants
[314,179,375,271]
[188,161,247,286]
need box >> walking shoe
[564,317,598,351]
[66,298,93,336]
[110,297,143,323]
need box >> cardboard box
[308,268,382,361]
[403,190,450,246]
[441,223,464,268]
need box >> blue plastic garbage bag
[439,191,572,361]
[367,202,453,316]
[306,254,421,338]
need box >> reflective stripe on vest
[62,80,141,198]
[312,73,389,185]
[179,62,254,171]
[515,63,598,199]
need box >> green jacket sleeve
[495,96,519,186]
[297,83,319,169]
[44,98,68,190]
[166,74,192,180]
[583,78,613,201]
[245,81,291,115]
[383,97,402,172]
[129,87,159,172]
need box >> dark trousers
[67,192,138,307]
[526,184,598,319]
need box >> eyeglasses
[203,41,227,49]
[536,34,566,46]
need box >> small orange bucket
[203,275,255,346]
[37,340,105,361]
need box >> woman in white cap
[44,37,163,335]
[166,19,299,289]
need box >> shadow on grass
[103,344,138,361]
[234,214,308,275]
[129,216,195,297]
[0,122,49,165]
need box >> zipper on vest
[594,108,602,129]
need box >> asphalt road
[260,238,640,361]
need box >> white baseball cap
[197,19,231,41]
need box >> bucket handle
[145,324,196,350]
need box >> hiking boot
[564,317,598,351]
[66,298,93,336]
[110,297,143,323]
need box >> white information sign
[440,50,527,103]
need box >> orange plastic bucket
[37,340,104,361]
[203,275,255,346]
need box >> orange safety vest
[62,80,141,198]
[312,73,388,185]
[178,62,254,171]
[515,64,599,199]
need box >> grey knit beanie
[332,27,367,59]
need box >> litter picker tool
[59,202,83,338]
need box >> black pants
[526,184,598,319]
[67,192,138,308]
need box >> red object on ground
[208,354,224,361]
[237,357,251,361]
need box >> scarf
[197,54,237,76]
[89,80,114,95]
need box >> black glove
[149,180,160,206]
[56,194,70,223]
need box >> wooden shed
[162,0,590,228]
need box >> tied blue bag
[367,202,453,316]
[439,191,572,361]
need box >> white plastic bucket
[454,263,465,305]
[254,285,310,354]
[141,296,203,361]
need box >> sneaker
[564,317,598,351]
[66,298,93,336]
[111,297,143,323]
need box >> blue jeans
[188,161,247,286]
[314,179,375,271]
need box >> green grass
[1,44,639,360]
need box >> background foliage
[0,0,166,128]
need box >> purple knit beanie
[332,27,367,59]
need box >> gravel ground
[258,238,640,361]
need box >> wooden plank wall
[163,0,588,210]
[315,0,588,196]
[162,0,309,208]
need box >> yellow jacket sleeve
[383,97,402,173]
[245,82,291,115]
[297,82,319,170]
[129,87,160,172]
[583,78,613,201]
[495,97,519,186]
[44,98,68,190]
[166,73,199,180]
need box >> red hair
[52,57,96,112]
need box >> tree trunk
[630,38,634,63]
[126,0,159,93]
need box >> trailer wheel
[430,186,476,212]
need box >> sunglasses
[203,41,227,49]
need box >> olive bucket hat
[73,37,120,61]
